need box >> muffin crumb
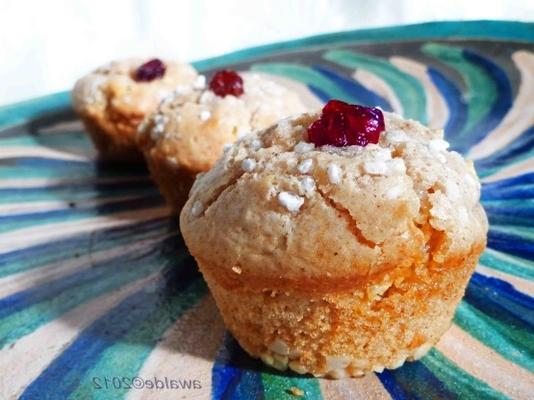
[288,387,304,397]
[232,266,242,274]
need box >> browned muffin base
[145,151,197,211]
[199,246,482,378]
[81,116,144,162]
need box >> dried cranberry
[308,100,384,147]
[134,58,166,82]
[209,70,244,97]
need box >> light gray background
[1,0,532,105]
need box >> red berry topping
[308,100,384,147]
[209,70,244,97]
[134,58,166,82]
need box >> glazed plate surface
[0,21,533,400]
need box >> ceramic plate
[0,21,533,400]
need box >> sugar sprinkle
[429,139,450,152]
[445,178,460,200]
[193,75,206,90]
[300,176,316,194]
[364,160,388,175]
[278,191,304,213]
[251,139,263,150]
[297,159,313,174]
[327,163,342,184]
[294,141,315,153]
[385,186,403,199]
[200,110,211,121]
[191,200,204,217]
[387,129,408,143]
[241,158,256,172]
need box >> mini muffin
[180,100,488,378]
[137,70,307,210]
[72,58,198,161]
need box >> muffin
[136,70,307,210]
[72,58,198,161]
[180,100,488,378]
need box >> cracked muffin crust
[137,72,307,210]
[72,58,198,161]
[180,111,488,377]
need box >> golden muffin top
[72,58,198,119]
[180,110,488,290]
[136,72,307,172]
